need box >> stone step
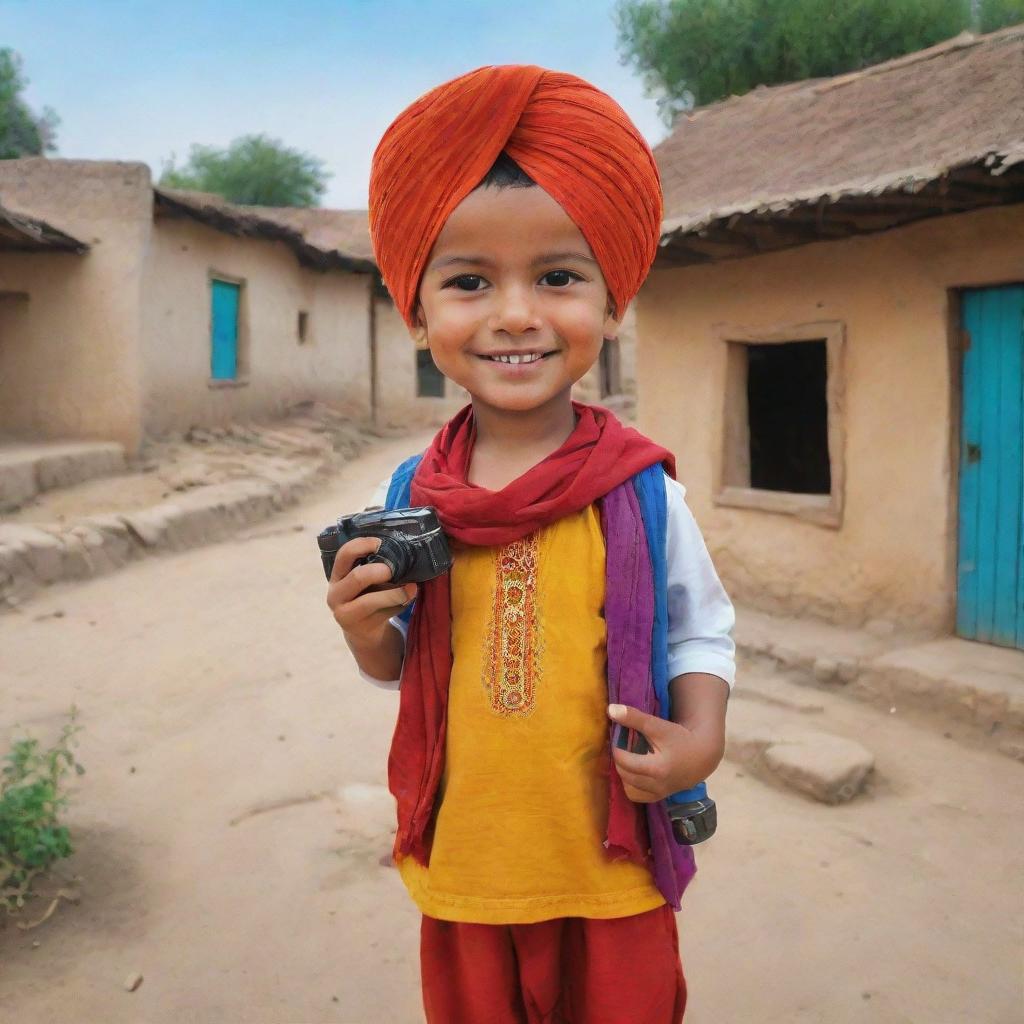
[0,417,378,610]
[0,441,126,512]
[735,605,1024,757]
[0,463,324,609]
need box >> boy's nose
[488,285,541,336]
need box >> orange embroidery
[484,534,541,716]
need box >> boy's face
[416,185,619,416]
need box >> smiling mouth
[478,352,556,365]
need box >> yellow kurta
[399,505,664,924]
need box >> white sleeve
[358,616,407,691]
[665,476,736,689]
[356,471,409,690]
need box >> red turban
[368,65,663,327]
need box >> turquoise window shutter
[211,280,240,380]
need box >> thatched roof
[655,24,1024,266]
[246,207,375,261]
[153,189,376,273]
[0,201,88,253]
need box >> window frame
[714,319,846,529]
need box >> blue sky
[4,0,666,208]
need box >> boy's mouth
[477,350,556,365]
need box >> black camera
[318,506,452,587]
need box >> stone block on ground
[726,702,874,804]
[724,718,775,764]
[762,733,874,804]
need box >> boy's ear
[603,298,626,342]
[410,306,428,346]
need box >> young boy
[327,65,735,1023]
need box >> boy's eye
[540,270,581,287]
[444,274,486,291]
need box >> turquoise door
[210,279,240,380]
[957,285,1024,649]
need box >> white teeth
[490,353,542,364]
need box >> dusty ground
[0,432,1021,1023]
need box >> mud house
[0,159,636,457]
[638,26,1024,650]
[0,159,468,453]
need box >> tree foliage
[0,48,59,159]
[616,0,1024,121]
[979,0,1024,31]
[160,133,330,207]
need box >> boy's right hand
[326,536,417,646]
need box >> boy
[327,65,735,1023]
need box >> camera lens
[369,535,414,584]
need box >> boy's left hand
[607,703,725,803]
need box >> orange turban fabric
[368,65,663,328]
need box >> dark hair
[476,151,535,190]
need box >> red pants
[420,906,686,1024]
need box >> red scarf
[388,402,674,864]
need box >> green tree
[616,0,1022,121]
[979,0,1024,31]
[160,133,330,207]
[0,48,59,159]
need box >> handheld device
[317,506,452,586]
[614,724,717,846]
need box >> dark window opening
[747,340,830,494]
[416,348,445,398]
[599,339,621,398]
[297,310,309,344]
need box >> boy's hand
[326,536,417,646]
[607,703,725,803]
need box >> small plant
[1,709,84,916]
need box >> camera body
[318,506,452,587]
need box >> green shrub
[1,709,83,914]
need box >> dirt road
[1,433,1021,1023]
